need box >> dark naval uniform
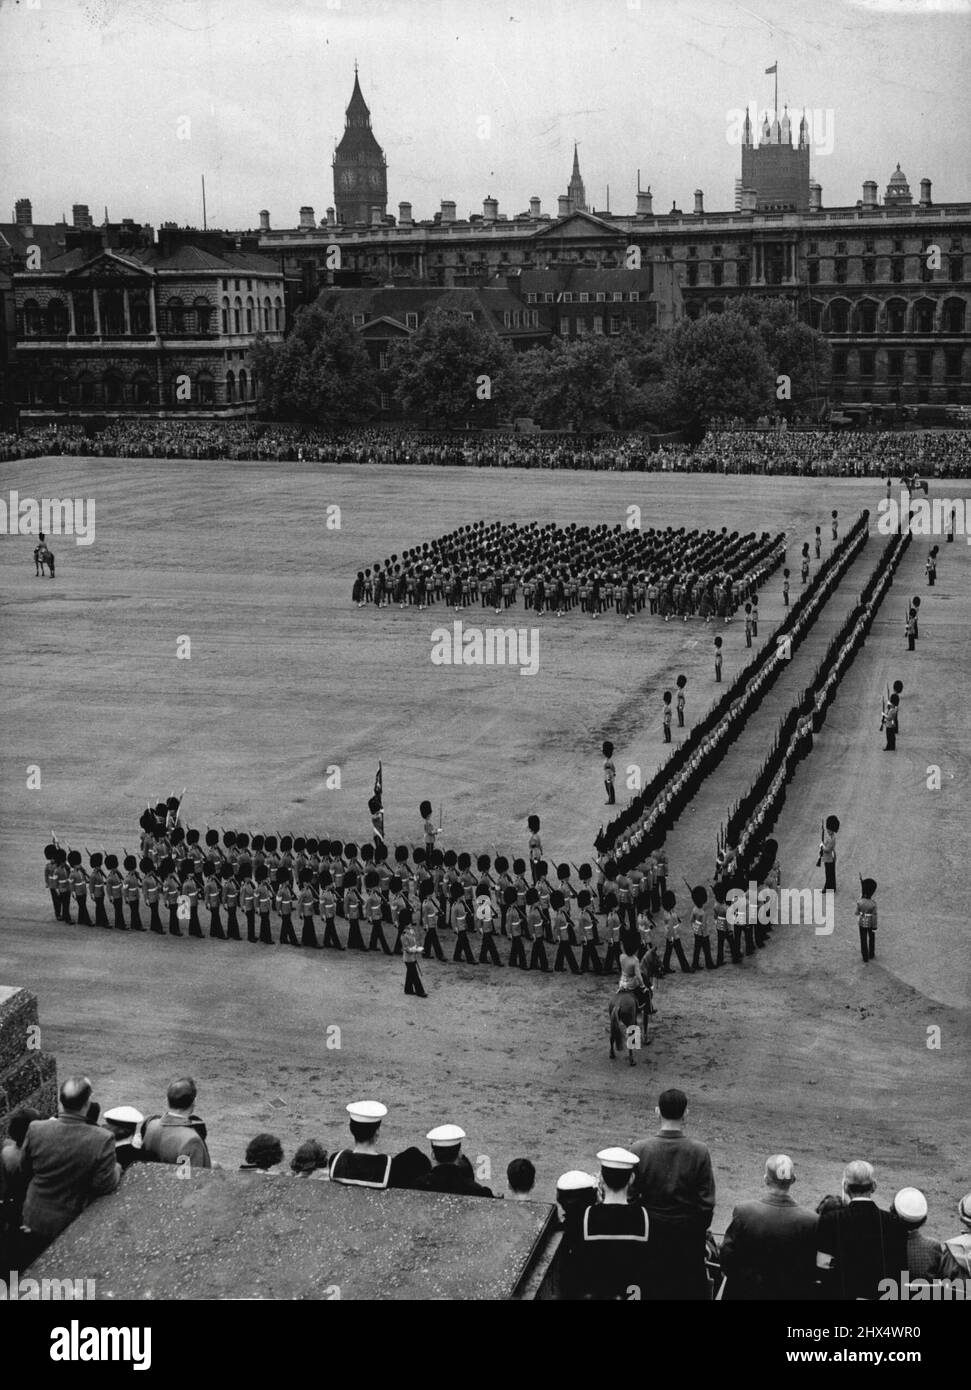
[577,1202,653,1301]
[328,1149,392,1190]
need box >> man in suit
[816,1160,907,1299]
[19,1076,121,1261]
[141,1077,212,1169]
[720,1154,818,1299]
[630,1088,715,1299]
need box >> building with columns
[10,224,286,416]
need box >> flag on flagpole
[373,762,383,808]
[765,62,777,74]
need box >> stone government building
[257,72,971,413]
[3,70,969,422]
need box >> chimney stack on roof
[298,205,315,229]
[694,189,704,215]
[259,209,271,231]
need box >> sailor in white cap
[415,1124,493,1198]
[892,1187,962,1286]
[555,1171,599,1299]
[102,1106,145,1172]
[328,1101,392,1189]
[573,1148,653,1300]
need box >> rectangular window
[562,292,573,303]
[916,351,932,378]
[576,317,586,334]
[832,352,847,376]
[859,351,874,377]
[504,311,511,328]
[629,291,639,302]
[525,292,536,304]
[559,318,570,336]
[378,351,389,370]
[612,291,623,301]
[596,291,606,302]
[610,315,621,335]
[593,315,603,335]
[888,352,904,378]
[945,349,963,378]
[544,292,554,303]
[712,245,722,258]
[579,292,590,303]
[405,312,419,329]
[712,264,723,287]
[531,309,539,327]
[352,313,365,327]
[380,392,391,411]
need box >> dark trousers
[74,896,91,925]
[734,923,756,957]
[225,907,241,941]
[246,908,257,943]
[677,708,684,727]
[715,660,722,682]
[663,723,671,743]
[423,928,444,960]
[49,887,61,920]
[663,939,691,974]
[716,929,739,966]
[188,906,203,938]
[347,920,367,950]
[59,892,72,923]
[368,920,392,954]
[148,902,164,934]
[554,941,580,974]
[907,634,915,651]
[128,902,144,931]
[300,916,320,949]
[603,941,620,973]
[580,941,602,974]
[605,780,615,804]
[258,912,274,944]
[453,931,476,964]
[94,899,110,927]
[823,861,836,892]
[528,938,549,971]
[479,933,502,965]
[208,906,224,939]
[859,925,876,962]
[112,899,126,929]
[509,936,527,969]
[692,935,715,970]
[168,904,182,936]
[404,961,427,996]
[321,917,344,949]
[885,727,896,750]
[279,914,300,946]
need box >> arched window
[827,299,850,334]
[45,299,68,336]
[263,296,272,331]
[23,298,41,335]
[167,297,185,335]
[245,296,254,333]
[886,298,907,335]
[249,370,258,399]
[233,297,242,333]
[226,370,236,403]
[914,299,935,335]
[197,371,215,405]
[74,291,95,336]
[78,372,95,404]
[274,296,283,331]
[856,299,878,335]
[103,372,124,405]
[194,296,212,334]
[222,296,230,334]
[942,297,965,334]
[806,298,824,330]
[238,368,248,400]
[132,372,154,405]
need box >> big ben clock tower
[333,66,388,226]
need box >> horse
[608,989,642,1065]
[34,544,55,578]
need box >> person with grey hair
[816,1160,907,1299]
[141,1077,211,1169]
[719,1155,818,1300]
[18,1077,121,1262]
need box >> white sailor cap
[596,1147,640,1171]
[427,1124,466,1145]
[346,1101,387,1123]
[893,1187,928,1225]
[103,1106,144,1127]
[556,1170,597,1193]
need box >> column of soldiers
[352,518,786,621]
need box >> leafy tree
[732,295,829,408]
[666,312,775,431]
[389,308,514,424]
[251,304,378,424]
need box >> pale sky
[1,0,969,230]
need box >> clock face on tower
[339,168,356,189]
[368,168,382,189]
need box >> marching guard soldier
[660,890,691,975]
[318,869,344,949]
[676,674,687,728]
[419,880,444,960]
[105,854,126,929]
[743,603,753,649]
[494,855,513,934]
[714,634,723,682]
[297,869,320,948]
[329,1101,392,1189]
[160,857,181,935]
[654,844,668,907]
[527,814,543,883]
[220,862,241,940]
[53,848,72,923]
[831,509,839,542]
[690,885,715,971]
[123,855,145,931]
[552,891,580,974]
[142,858,164,934]
[800,544,810,585]
[89,852,109,927]
[818,814,840,893]
[476,891,502,965]
[181,862,204,938]
[526,887,549,972]
[276,868,300,947]
[782,568,790,607]
[389,874,409,953]
[578,890,602,974]
[814,526,822,560]
[400,910,427,997]
[905,608,917,651]
[505,887,527,969]
[450,883,476,964]
[420,801,440,858]
[204,862,224,939]
[44,844,60,920]
[365,871,392,954]
[254,865,275,945]
[662,691,673,743]
[713,881,737,966]
[239,861,257,942]
[602,740,616,805]
[68,850,90,926]
[602,894,622,974]
[855,878,878,963]
[342,870,366,950]
[883,692,899,752]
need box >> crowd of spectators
[2,421,970,475]
[3,1078,968,1300]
